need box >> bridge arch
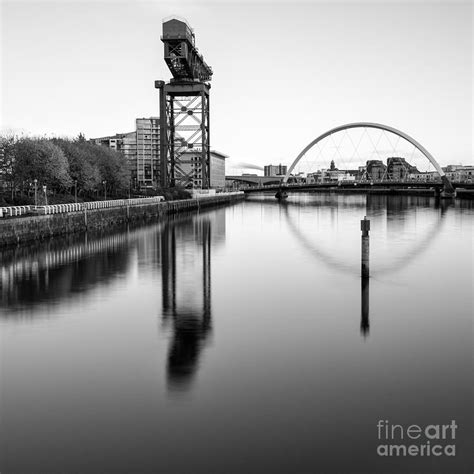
[283,122,452,191]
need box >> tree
[0,134,17,199]
[54,139,101,195]
[41,140,72,190]
[91,144,130,196]
[2,134,131,202]
[13,138,72,193]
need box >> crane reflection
[159,210,225,392]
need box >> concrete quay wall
[0,193,244,248]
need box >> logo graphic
[376,420,457,457]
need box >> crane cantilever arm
[162,19,213,82]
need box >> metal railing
[0,196,165,218]
[0,193,244,218]
[0,206,32,218]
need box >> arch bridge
[249,123,456,197]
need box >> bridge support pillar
[361,216,370,278]
[275,186,288,200]
[440,176,456,199]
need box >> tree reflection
[0,230,139,316]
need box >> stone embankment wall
[0,193,244,247]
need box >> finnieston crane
[162,18,213,83]
[156,18,213,188]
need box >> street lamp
[42,185,47,205]
[103,180,107,200]
[74,179,78,203]
[34,179,38,207]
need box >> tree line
[0,134,130,204]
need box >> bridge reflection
[245,193,462,338]
[246,193,454,275]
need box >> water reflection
[160,216,214,391]
[0,230,141,316]
[247,194,454,275]
[245,193,472,340]
[0,208,227,392]
[0,196,472,474]
[361,276,370,337]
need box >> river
[1,193,472,473]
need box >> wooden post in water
[361,216,370,278]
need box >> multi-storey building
[91,118,227,189]
[386,157,418,180]
[365,160,387,181]
[121,131,138,183]
[443,165,474,182]
[91,118,160,188]
[264,164,287,177]
[90,133,126,151]
[180,150,227,189]
[136,117,160,186]
[90,131,138,184]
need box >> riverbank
[0,193,244,247]
[248,187,474,199]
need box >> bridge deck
[243,181,474,193]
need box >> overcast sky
[1,0,472,172]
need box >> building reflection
[0,206,226,389]
[160,210,225,392]
[0,229,143,316]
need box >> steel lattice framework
[283,122,454,193]
[156,18,212,188]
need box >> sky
[1,0,472,173]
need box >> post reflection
[160,210,224,392]
[251,194,459,339]
[360,276,369,337]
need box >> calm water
[1,193,472,473]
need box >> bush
[157,186,192,201]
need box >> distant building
[209,151,227,188]
[306,161,356,184]
[90,133,127,151]
[365,160,387,181]
[92,118,227,189]
[90,131,138,183]
[443,165,474,182]
[180,150,227,189]
[264,164,287,177]
[121,131,138,183]
[410,171,440,181]
[91,118,159,188]
[386,157,418,180]
[136,117,160,186]
[288,172,306,184]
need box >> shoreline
[0,193,244,248]
[246,187,474,199]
